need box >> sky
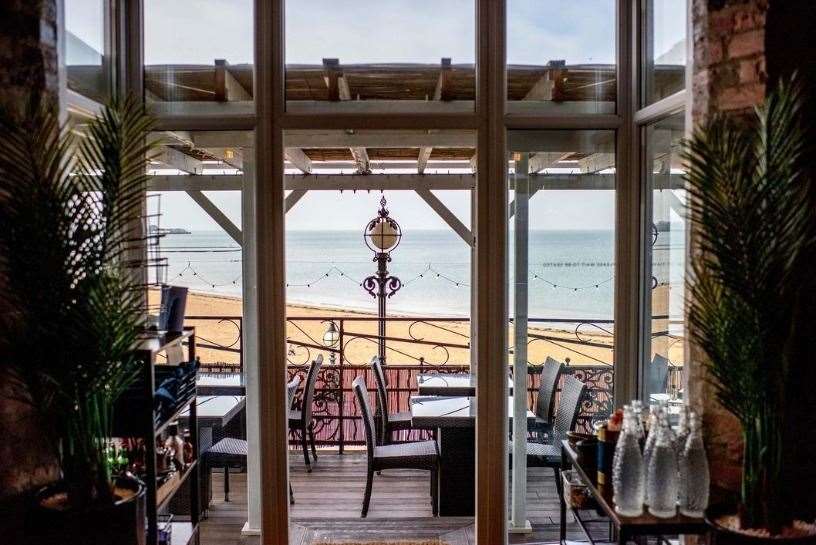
[68,0,685,232]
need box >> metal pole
[377,253,388,364]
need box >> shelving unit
[115,327,200,545]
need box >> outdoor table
[416,373,513,397]
[410,395,535,516]
[197,373,245,395]
[181,395,246,451]
[559,439,708,544]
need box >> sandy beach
[150,289,682,372]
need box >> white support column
[240,151,262,536]
[510,154,532,533]
[470,188,477,379]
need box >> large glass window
[65,0,109,102]
[144,1,254,113]
[507,130,615,535]
[507,1,616,114]
[642,0,687,105]
[285,1,476,113]
[643,112,686,403]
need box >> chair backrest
[535,357,564,422]
[352,376,376,464]
[369,357,390,442]
[648,354,670,395]
[552,374,587,441]
[301,354,324,426]
[286,375,301,409]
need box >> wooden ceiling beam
[284,148,313,174]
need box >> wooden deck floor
[200,451,605,545]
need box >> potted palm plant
[684,80,816,542]
[0,96,157,545]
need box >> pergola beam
[147,173,685,192]
[417,146,434,173]
[350,147,371,174]
[415,188,473,246]
[578,153,615,173]
[215,59,252,102]
[185,190,242,245]
[153,147,204,174]
[284,148,313,174]
[284,189,308,213]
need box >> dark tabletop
[416,373,514,396]
[181,395,246,428]
[197,373,245,395]
[410,395,535,429]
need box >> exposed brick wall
[0,0,60,501]
[692,0,768,121]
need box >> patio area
[201,452,607,545]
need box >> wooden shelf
[157,460,198,510]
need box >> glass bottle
[647,418,678,518]
[679,412,709,517]
[613,408,645,517]
[675,404,691,453]
[642,405,659,506]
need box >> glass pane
[642,0,687,105]
[643,113,686,403]
[507,1,616,114]
[285,1,475,113]
[144,1,254,114]
[507,130,615,537]
[65,0,109,102]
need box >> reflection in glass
[285,0,475,112]
[65,0,108,102]
[507,1,616,114]
[643,0,687,105]
[644,113,686,402]
[144,0,254,109]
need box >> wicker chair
[369,356,413,444]
[289,354,323,472]
[205,374,302,505]
[352,376,439,518]
[511,374,587,498]
[530,357,564,439]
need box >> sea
[152,229,683,321]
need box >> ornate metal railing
[187,314,684,450]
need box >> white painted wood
[240,153,262,535]
[578,152,615,173]
[417,146,434,173]
[470,153,478,174]
[528,152,567,173]
[215,59,252,101]
[153,146,204,174]
[415,188,473,246]
[285,100,476,115]
[510,153,531,533]
[284,188,308,213]
[206,147,244,169]
[191,129,477,149]
[185,190,242,244]
[284,148,313,174]
[522,76,554,101]
[349,147,371,174]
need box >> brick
[728,28,765,58]
[734,7,766,32]
[738,56,766,84]
[718,82,766,111]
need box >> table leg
[437,427,475,516]
[560,443,568,544]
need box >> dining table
[196,372,245,395]
[410,395,535,516]
[416,373,513,397]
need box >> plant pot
[706,503,816,545]
[27,476,146,545]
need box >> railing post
[238,317,243,374]
[338,319,344,454]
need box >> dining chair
[647,353,670,395]
[531,357,564,440]
[511,374,587,498]
[289,354,323,472]
[205,374,302,505]
[369,356,412,444]
[352,376,439,518]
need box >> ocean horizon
[153,229,683,321]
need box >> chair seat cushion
[507,440,561,467]
[374,440,438,470]
[288,409,302,425]
[207,437,248,465]
[386,410,413,430]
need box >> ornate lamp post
[322,320,340,365]
[362,196,402,365]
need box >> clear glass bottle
[675,404,691,453]
[613,408,645,517]
[631,400,645,440]
[647,418,678,518]
[642,405,659,506]
[679,411,709,517]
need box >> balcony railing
[187,314,684,451]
